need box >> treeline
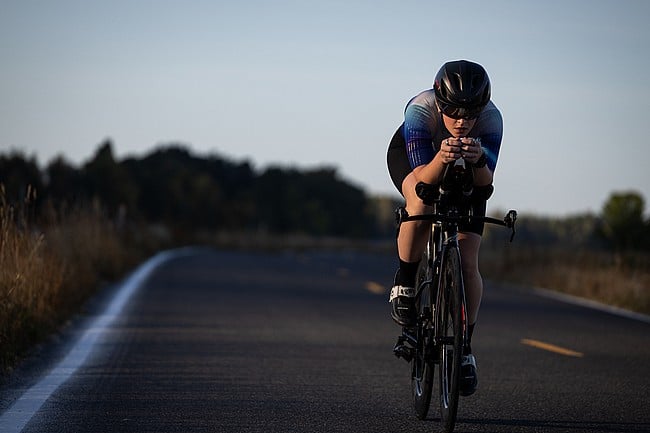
[1,141,394,239]
[2,141,649,251]
[502,191,650,253]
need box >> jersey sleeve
[403,104,435,169]
[477,108,503,172]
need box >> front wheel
[411,332,434,419]
[412,256,434,419]
[437,246,464,432]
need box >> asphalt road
[1,248,649,433]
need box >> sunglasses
[437,102,482,120]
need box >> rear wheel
[412,254,434,419]
[437,246,463,432]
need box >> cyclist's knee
[406,199,429,217]
[402,173,430,215]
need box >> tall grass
[1,189,62,372]
[0,189,141,374]
[481,245,650,315]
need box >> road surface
[1,248,649,432]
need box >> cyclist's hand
[460,138,483,164]
[440,138,463,164]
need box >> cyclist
[386,59,503,396]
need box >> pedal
[393,336,414,363]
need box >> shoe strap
[389,285,415,302]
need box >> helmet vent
[471,74,483,91]
[452,72,463,91]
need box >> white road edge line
[531,286,650,324]
[0,249,189,433]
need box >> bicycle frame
[397,202,516,346]
[404,202,472,358]
[434,219,468,350]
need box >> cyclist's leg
[387,123,430,265]
[457,196,487,332]
[457,199,486,397]
[458,233,483,328]
[387,126,430,325]
[457,233,481,396]
[398,173,432,263]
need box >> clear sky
[1,0,649,216]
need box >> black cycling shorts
[386,124,488,236]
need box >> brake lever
[504,210,517,242]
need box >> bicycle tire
[411,255,434,419]
[437,246,463,432]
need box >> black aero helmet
[434,60,491,119]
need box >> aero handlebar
[397,209,518,242]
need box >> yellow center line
[365,281,386,295]
[521,338,584,358]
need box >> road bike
[392,160,516,433]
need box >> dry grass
[0,197,64,373]
[481,245,650,315]
[0,191,141,374]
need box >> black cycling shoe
[389,285,416,327]
[460,354,478,396]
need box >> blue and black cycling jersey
[403,89,503,172]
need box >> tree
[45,156,84,206]
[82,140,137,217]
[0,152,43,204]
[600,191,648,251]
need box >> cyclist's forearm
[412,152,447,185]
[472,165,493,186]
